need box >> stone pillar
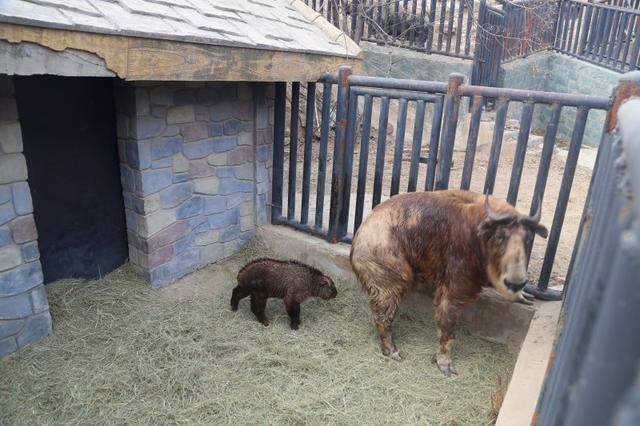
[0,75,51,357]
[115,81,274,288]
[253,83,274,226]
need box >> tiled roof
[0,0,359,57]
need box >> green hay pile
[0,245,515,425]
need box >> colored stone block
[11,182,33,215]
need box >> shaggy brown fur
[350,190,548,376]
[231,258,337,329]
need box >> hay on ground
[0,245,515,425]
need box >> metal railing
[554,0,640,72]
[271,66,612,299]
[535,72,640,424]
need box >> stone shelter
[0,0,361,357]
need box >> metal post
[271,82,286,224]
[435,73,464,190]
[327,66,352,243]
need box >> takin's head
[478,196,548,302]
[312,273,338,300]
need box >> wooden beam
[0,23,362,82]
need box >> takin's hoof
[260,320,270,327]
[432,354,458,377]
[290,323,300,330]
[384,349,402,361]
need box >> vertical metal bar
[572,3,584,54]
[337,93,359,238]
[588,6,600,57]
[506,101,534,206]
[373,97,390,207]
[578,4,592,55]
[314,82,332,230]
[438,0,447,50]
[525,103,562,265]
[620,14,635,69]
[629,18,640,70]
[427,0,437,52]
[465,0,474,55]
[597,8,614,62]
[272,82,286,223]
[351,0,359,39]
[538,106,590,291]
[435,73,464,190]
[446,0,456,52]
[300,82,315,226]
[390,98,409,196]
[407,100,426,192]
[354,95,374,233]
[460,95,483,191]
[377,0,383,35]
[327,66,352,243]
[425,97,444,191]
[455,0,464,54]
[554,0,566,50]
[483,98,509,195]
[606,11,621,64]
[566,2,577,54]
[287,82,300,221]
[613,13,629,68]
[591,7,606,60]
[470,0,487,85]
[561,1,573,52]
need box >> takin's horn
[521,195,542,225]
[484,194,514,224]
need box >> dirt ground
[0,245,516,425]
[282,97,595,287]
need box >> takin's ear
[534,223,549,239]
[477,219,495,237]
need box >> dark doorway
[15,76,128,283]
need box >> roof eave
[0,22,362,82]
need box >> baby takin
[230,258,338,329]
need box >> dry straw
[1,243,515,425]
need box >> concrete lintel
[0,40,115,77]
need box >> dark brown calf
[350,190,548,376]
[231,258,337,329]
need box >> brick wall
[0,75,51,357]
[115,81,274,288]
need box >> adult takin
[350,190,548,376]
[231,258,338,329]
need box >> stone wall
[0,75,51,357]
[501,51,618,146]
[362,42,474,82]
[115,81,274,288]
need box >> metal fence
[271,66,612,299]
[501,0,557,61]
[305,0,640,81]
[534,73,640,424]
[554,0,640,72]
[302,0,477,59]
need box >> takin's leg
[230,286,250,311]
[370,290,403,361]
[250,294,269,326]
[432,290,464,377]
[284,297,301,330]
